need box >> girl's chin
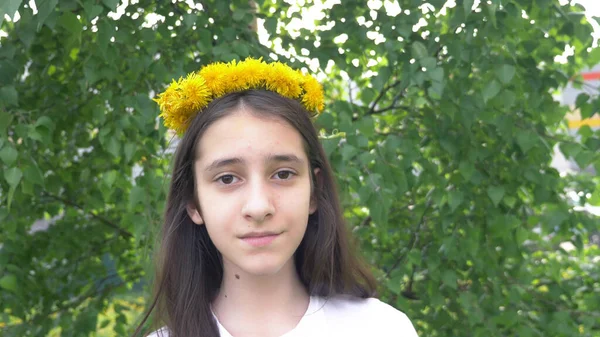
[233,257,294,277]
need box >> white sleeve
[366,298,419,336]
[146,327,170,337]
[394,311,419,337]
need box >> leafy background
[0,0,599,336]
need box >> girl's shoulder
[313,294,418,336]
[146,295,418,337]
[146,327,169,337]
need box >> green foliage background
[1,0,599,336]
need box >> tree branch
[371,104,411,115]
[401,264,419,300]
[367,84,408,117]
[359,216,371,227]
[382,195,432,280]
[2,267,143,332]
[366,79,403,116]
[42,192,133,239]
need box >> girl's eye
[217,175,238,185]
[274,170,295,180]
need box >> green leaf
[411,41,428,59]
[129,186,146,210]
[58,11,82,33]
[23,165,44,186]
[84,63,100,85]
[0,208,7,223]
[97,19,112,51]
[369,197,389,227]
[321,138,338,157]
[516,131,538,153]
[106,137,120,157]
[442,270,458,289]
[182,13,196,29]
[482,80,501,103]
[464,0,474,15]
[360,87,377,104]
[503,195,517,208]
[500,90,516,109]
[427,81,444,100]
[233,9,247,22]
[580,101,595,119]
[574,150,594,169]
[0,60,18,86]
[28,126,44,142]
[0,274,17,293]
[420,57,437,69]
[428,67,444,83]
[496,64,516,84]
[102,0,119,10]
[17,15,35,47]
[36,0,59,28]
[459,161,475,180]
[4,167,22,188]
[35,116,55,131]
[486,2,498,27]
[589,98,600,119]
[0,0,22,28]
[4,166,22,209]
[103,170,118,188]
[578,125,593,140]
[575,93,590,108]
[487,185,505,206]
[545,208,569,230]
[83,1,104,21]
[233,43,250,57]
[372,67,391,92]
[196,28,213,52]
[341,144,358,161]
[0,145,17,166]
[0,111,13,137]
[99,319,111,329]
[0,86,18,107]
[448,190,464,211]
[560,142,582,158]
[73,309,99,333]
[357,116,375,137]
[124,143,136,163]
[589,46,600,66]
[264,17,278,33]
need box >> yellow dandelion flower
[154,73,211,133]
[199,62,228,96]
[237,57,266,88]
[225,60,249,92]
[301,74,325,114]
[154,57,326,133]
[179,72,211,111]
[265,62,302,98]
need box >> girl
[135,58,419,337]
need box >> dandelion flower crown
[153,57,325,134]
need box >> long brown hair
[133,90,377,337]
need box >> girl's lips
[241,234,280,247]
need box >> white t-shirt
[148,295,419,337]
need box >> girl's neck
[211,258,310,336]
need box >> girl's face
[187,109,318,276]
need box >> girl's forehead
[195,111,307,162]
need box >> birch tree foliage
[0,0,599,336]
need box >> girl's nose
[241,179,275,223]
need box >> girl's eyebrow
[204,154,305,173]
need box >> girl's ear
[186,202,204,225]
[309,168,321,214]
